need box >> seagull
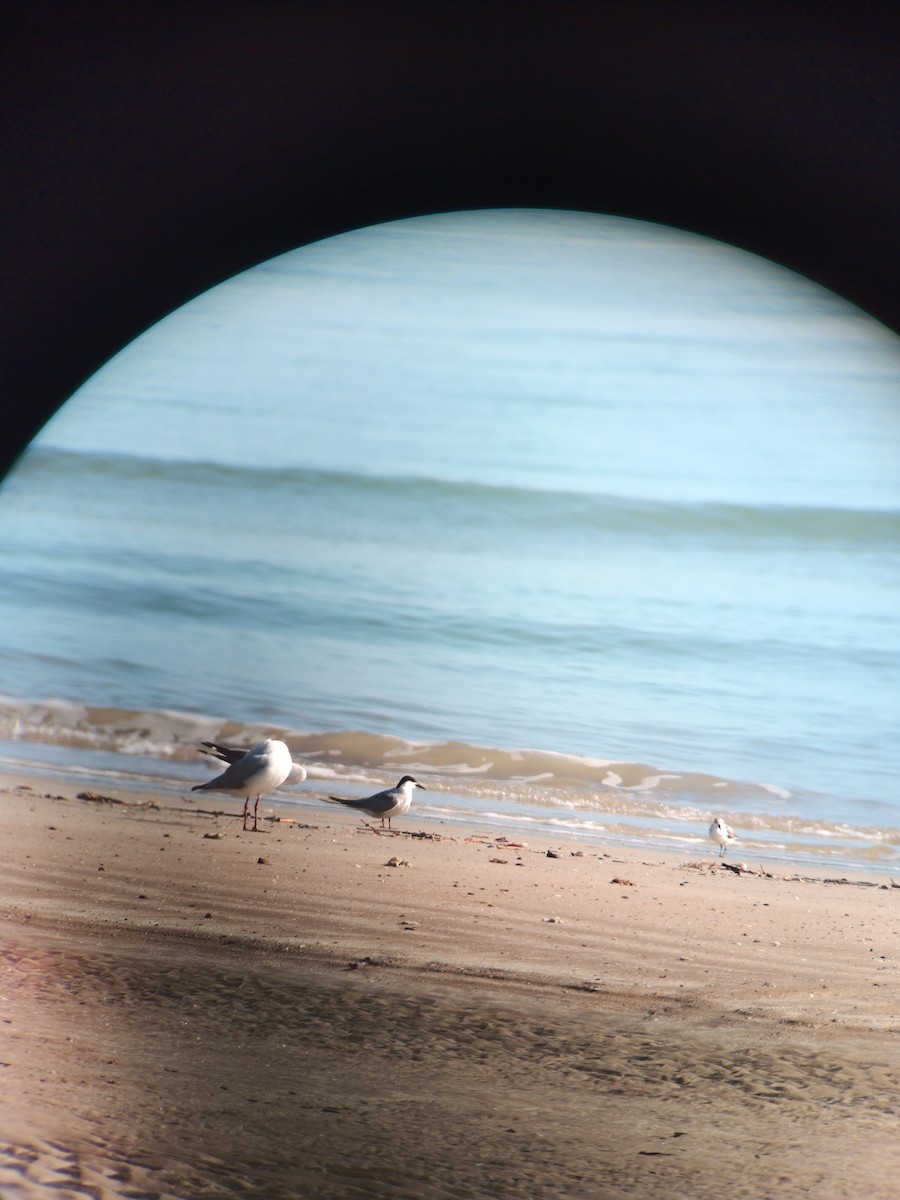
[199,739,308,785]
[192,738,294,831]
[709,816,738,858]
[325,775,426,830]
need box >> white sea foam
[760,782,792,800]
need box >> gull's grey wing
[201,741,248,766]
[193,752,264,792]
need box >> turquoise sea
[1,209,898,871]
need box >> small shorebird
[709,815,738,857]
[326,775,426,830]
[199,739,308,785]
[192,738,294,831]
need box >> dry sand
[0,774,898,1199]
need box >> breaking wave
[2,695,898,874]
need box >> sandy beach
[0,775,898,1199]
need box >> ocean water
[1,209,898,871]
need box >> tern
[326,775,426,829]
[709,816,738,858]
[192,738,294,831]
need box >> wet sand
[0,776,898,1198]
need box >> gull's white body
[192,738,294,830]
[200,739,307,785]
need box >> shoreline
[1,774,898,1198]
[3,735,897,880]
